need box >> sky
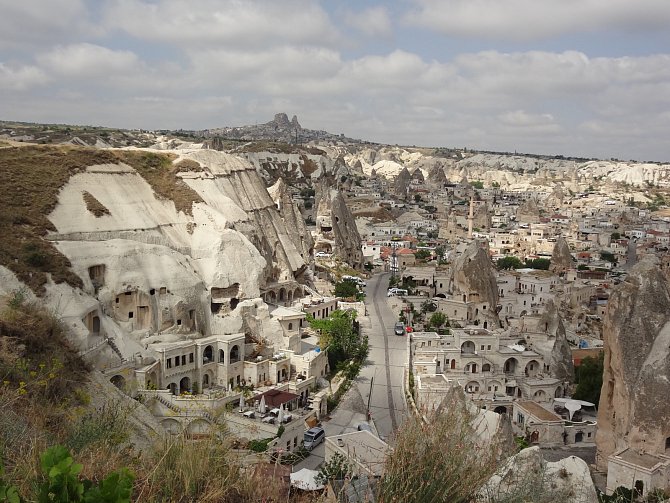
[1,0,670,161]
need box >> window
[480,345,485,350]
[487,345,491,350]
[189,353,194,363]
[128,311,134,318]
[166,358,172,369]
[177,319,182,326]
[181,355,186,365]
[517,413,525,424]
[294,437,298,447]
[175,357,180,367]
[115,297,119,304]
[288,322,293,330]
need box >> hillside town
[1,116,670,501]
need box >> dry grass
[0,145,202,294]
[379,391,509,503]
[173,158,205,172]
[115,150,203,215]
[82,190,111,217]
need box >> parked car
[394,322,405,336]
[303,426,325,451]
[387,288,408,297]
[315,251,332,258]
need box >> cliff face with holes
[314,180,363,269]
[450,240,500,329]
[596,256,670,470]
[9,148,309,369]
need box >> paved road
[358,272,408,442]
[294,272,408,471]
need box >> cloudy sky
[2,0,670,161]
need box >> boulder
[479,447,598,503]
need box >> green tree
[308,310,367,372]
[315,452,351,485]
[525,258,551,270]
[610,232,621,240]
[573,353,604,404]
[334,280,358,299]
[600,252,616,264]
[429,312,447,329]
[497,256,523,270]
[415,249,431,261]
[471,180,484,189]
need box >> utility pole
[366,375,374,421]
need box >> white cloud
[0,62,48,90]
[102,0,340,48]
[344,6,393,38]
[499,110,555,127]
[405,0,670,40]
[37,44,141,78]
[0,0,99,48]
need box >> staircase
[107,338,128,363]
[154,394,182,414]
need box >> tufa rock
[550,237,572,274]
[535,300,575,381]
[450,240,500,328]
[393,167,411,198]
[314,180,363,269]
[516,197,541,224]
[596,256,670,470]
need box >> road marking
[369,274,398,431]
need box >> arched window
[219,349,225,363]
[230,345,240,363]
[288,322,293,331]
[203,345,213,363]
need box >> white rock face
[479,447,598,503]
[37,149,307,366]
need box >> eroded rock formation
[450,240,500,328]
[314,181,363,269]
[596,256,670,469]
[393,167,411,198]
[550,237,573,274]
[533,300,574,381]
[516,197,541,224]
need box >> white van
[304,427,325,451]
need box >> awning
[290,469,324,491]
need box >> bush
[0,445,134,503]
[248,438,274,452]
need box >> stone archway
[179,376,191,394]
[110,374,126,390]
[504,357,519,374]
[493,406,507,414]
[161,418,181,435]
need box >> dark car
[394,322,405,336]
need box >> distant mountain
[202,113,362,144]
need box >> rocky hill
[203,113,361,145]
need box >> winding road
[358,272,408,441]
